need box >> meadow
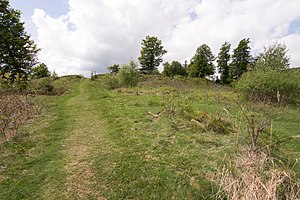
[0,75,299,199]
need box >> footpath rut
[63,80,106,199]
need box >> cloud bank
[31,0,300,76]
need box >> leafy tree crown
[189,44,215,78]
[138,36,167,73]
[0,0,39,81]
[229,38,251,81]
[255,42,290,71]
[217,42,231,84]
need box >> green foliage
[50,71,58,79]
[107,64,120,74]
[32,63,51,79]
[229,38,252,82]
[29,77,54,95]
[235,69,300,104]
[191,111,234,135]
[118,61,140,88]
[255,42,290,71]
[0,72,27,92]
[235,42,298,104]
[162,61,188,78]
[0,0,39,80]
[189,44,215,78]
[29,77,68,95]
[138,36,167,73]
[103,74,121,89]
[217,42,231,84]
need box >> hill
[0,75,299,199]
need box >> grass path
[63,80,106,199]
[0,79,111,199]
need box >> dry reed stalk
[211,148,300,200]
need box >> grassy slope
[0,76,299,199]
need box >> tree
[162,61,188,78]
[217,42,231,84]
[138,36,167,73]
[229,38,252,81]
[107,64,120,74]
[189,44,215,78]
[0,0,39,81]
[118,61,140,88]
[255,42,290,71]
[32,63,50,79]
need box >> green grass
[0,75,299,199]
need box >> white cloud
[31,0,300,76]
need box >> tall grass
[211,148,300,200]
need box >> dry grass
[211,148,300,200]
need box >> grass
[0,75,299,199]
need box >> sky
[10,0,300,76]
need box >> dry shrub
[191,111,234,135]
[0,94,39,141]
[211,148,300,200]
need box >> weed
[211,148,300,200]
[0,94,39,141]
[191,111,234,135]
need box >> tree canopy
[189,44,215,78]
[255,42,290,71]
[217,42,231,84]
[162,61,188,78]
[138,36,167,73]
[0,0,39,81]
[107,64,120,74]
[229,38,252,81]
[32,63,50,79]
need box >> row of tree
[132,35,290,85]
[108,36,253,84]
[1,0,291,87]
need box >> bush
[118,61,140,88]
[235,69,300,104]
[29,77,54,95]
[103,74,121,89]
[0,73,28,93]
[52,78,68,95]
[0,94,38,140]
[29,77,67,95]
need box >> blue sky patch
[189,11,198,21]
[288,19,300,34]
[10,0,69,19]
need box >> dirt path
[63,80,106,199]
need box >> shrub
[0,94,38,140]
[32,63,51,79]
[52,78,68,95]
[29,77,54,95]
[191,111,234,135]
[235,69,300,104]
[0,73,28,93]
[29,77,71,95]
[103,74,121,89]
[118,61,140,88]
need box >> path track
[63,80,107,199]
